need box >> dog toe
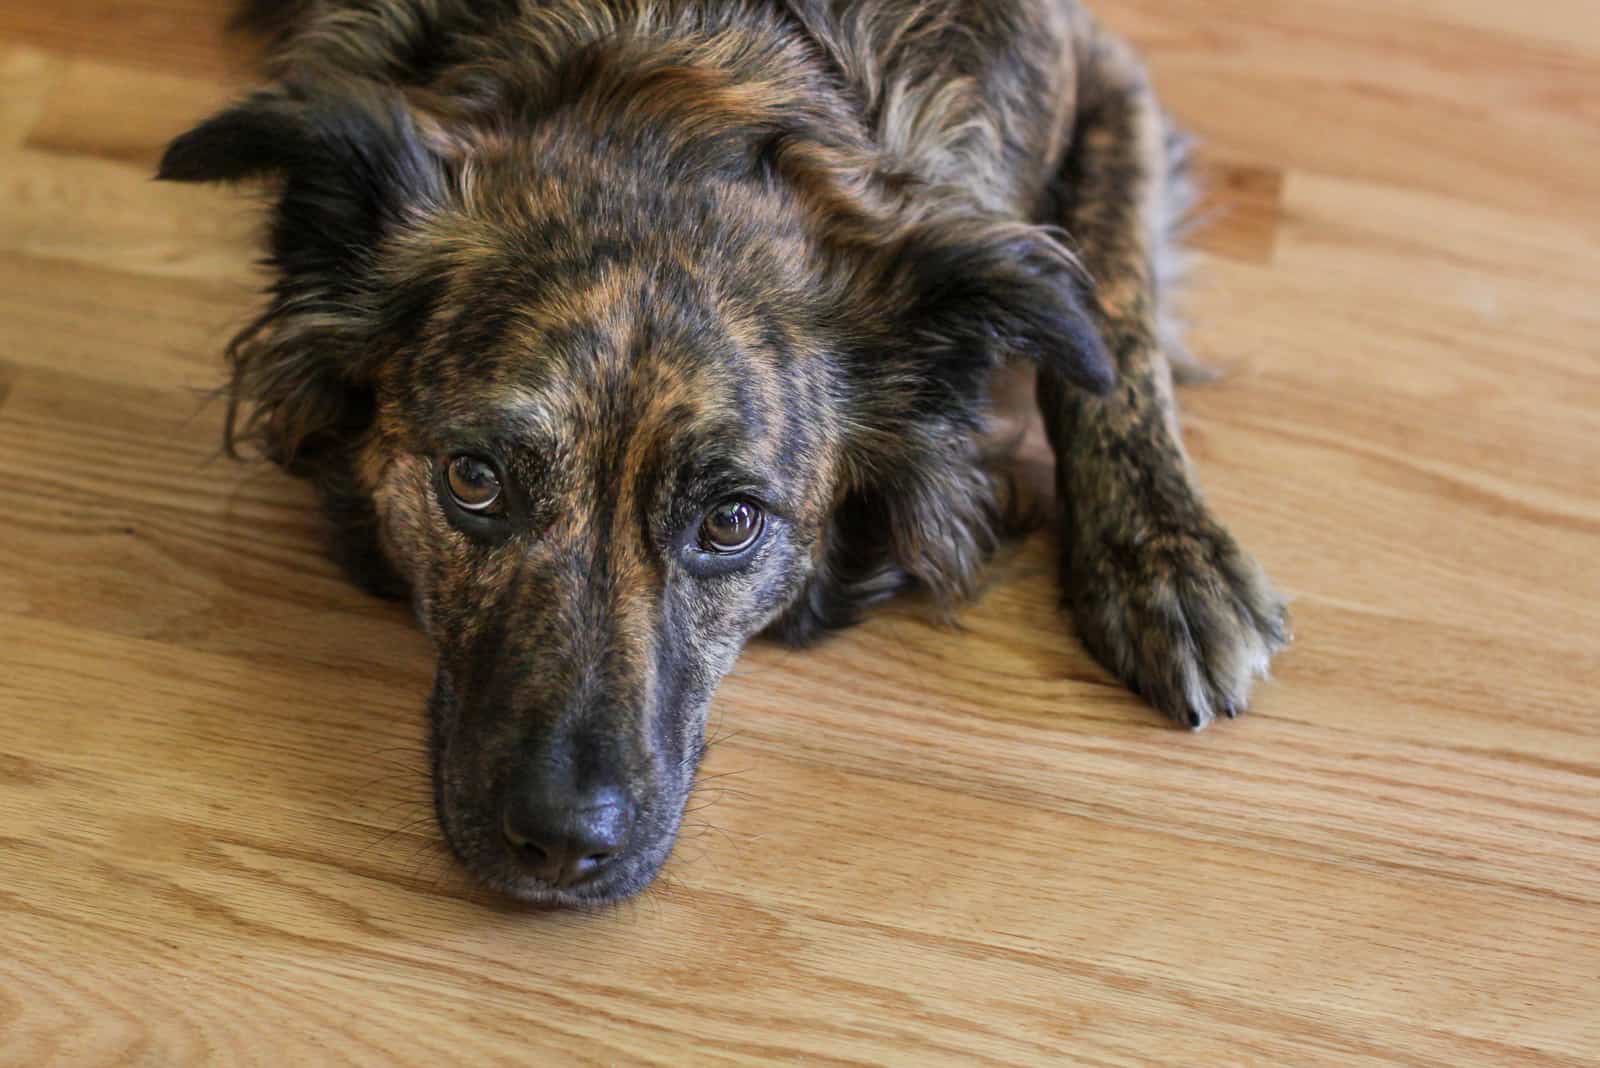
[1069,518,1289,728]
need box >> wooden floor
[2,2,1597,1064]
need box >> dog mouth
[424,687,693,907]
[441,844,623,908]
[429,785,682,908]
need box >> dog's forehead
[411,263,797,466]
[384,185,839,496]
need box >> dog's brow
[673,442,792,508]
[488,386,564,439]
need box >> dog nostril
[500,780,635,889]
[575,848,618,874]
[500,813,541,853]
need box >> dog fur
[160,0,1288,905]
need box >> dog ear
[895,218,1115,396]
[159,78,445,283]
[815,214,1113,614]
[158,81,446,469]
[758,124,1113,395]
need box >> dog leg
[1036,28,1288,728]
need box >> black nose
[501,779,635,888]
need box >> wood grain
[2,2,1598,1065]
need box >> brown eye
[699,499,765,554]
[445,455,504,515]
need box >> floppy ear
[814,215,1112,612]
[158,80,446,468]
[896,217,1115,396]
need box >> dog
[160,0,1289,906]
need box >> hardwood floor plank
[1106,1,1600,235]
[1188,157,1285,265]
[24,59,235,168]
[0,255,246,391]
[0,149,258,284]
[0,1,248,80]
[5,612,1595,1065]
[0,46,66,148]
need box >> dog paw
[1068,517,1289,729]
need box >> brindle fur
[160,0,1288,905]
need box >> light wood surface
[2,3,1597,1064]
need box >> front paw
[1068,518,1289,729]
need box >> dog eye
[445,455,505,514]
[698,499,765,554]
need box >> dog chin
[480,850,669,909]
[493,876,632,909]
[437,832,655,907]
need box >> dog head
[161,66,1110,904]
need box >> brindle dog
[161,0,1288,905]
